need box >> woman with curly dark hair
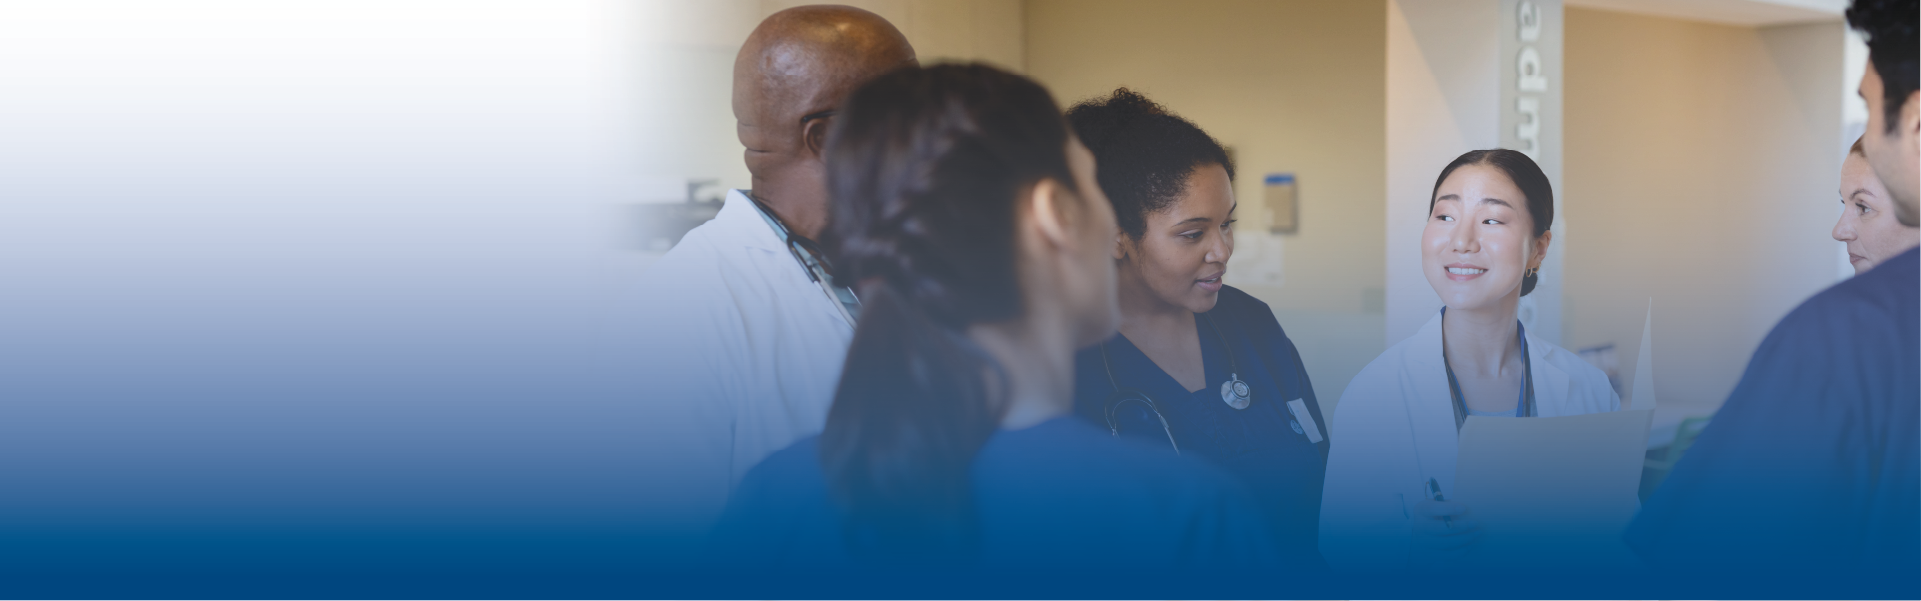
[1064,88,1330,566]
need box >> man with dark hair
[1849,0,1920,223]
[1623,0,1918,590]
[637,5,915,529]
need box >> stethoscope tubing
[1099,312,1248,451]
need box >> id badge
[1286,398,1324,444]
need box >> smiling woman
[1319,149,1620,572]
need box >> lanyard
[744,192,861,328]
[1441,312,1535,430]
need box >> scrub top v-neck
[1071,285,1327,565]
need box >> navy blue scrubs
[1624,247,1918,581]
[1072,285,1328,565]
[708,418,1279,569]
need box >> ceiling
[1564,0,1847,26]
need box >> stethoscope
[745,191,859,329]
[1097,312,1252,453]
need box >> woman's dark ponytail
[818,285,1005,557]
[817,64,1076,559]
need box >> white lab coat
[1318,309,1619,571]
[637,189,855,528]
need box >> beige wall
[1562,7,1845,416]
[1026,0,1387,315]
[1025,0,1389,411]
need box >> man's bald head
[733,5,915,241]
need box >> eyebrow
[1850,187,1877,201]
[1434,194,1513,208]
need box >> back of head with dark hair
[1065,88,1233,239]
[1847,0,1919,132]
[1428,149,1555,296]
[817,63,1076,561]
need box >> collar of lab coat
[717,189,786,253]
[1523,322,1573,416]
[1401,308,1576,494]
[1401,312,1459,490]
[1410,309,1577,414]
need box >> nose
[1449,219,1479,254]
[1206,224,1233,264]
[1833,211,1856,243]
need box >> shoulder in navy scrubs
[1628,16,1920,578]
[1624,247,1919,577]
[1073,285,1329,562]
[712,417,1280,569]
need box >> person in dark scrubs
[708,65,1277,572]
[1064,89,1328,565]
[1624,0,1919,587]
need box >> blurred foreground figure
[710,63,1277,569]
[1624,0,1918,579]
[637,5,914,527]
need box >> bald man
[638,6,914,528]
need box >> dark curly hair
[818,63,1076,561]
[1429,149,1554,297]
[1846,0,1919,132]
[1065,88,1233,239]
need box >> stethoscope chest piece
[1221,374,1251,410]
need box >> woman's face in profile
[1116,163,1236,314]
[1422,164,1542,312]
[1833,152,1921,274]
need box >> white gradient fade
[0,1,703,534]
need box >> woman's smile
[1444,263,1488,281]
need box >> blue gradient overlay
[0,2,1914,598]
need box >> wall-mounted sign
[1264,173,1298,234]
[1514,0,1546,160]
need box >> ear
[1027,178,1075,252]
[1112,230,1131,261]
[1531,229,1554,269]
[1905,90,1921,138]
[802,118,831,158]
